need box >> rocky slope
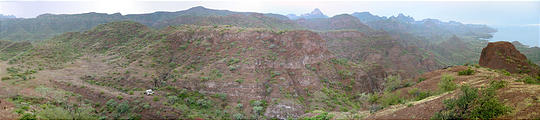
[362,65,540,119]
[321,30,442,78]
[0,21,389,119]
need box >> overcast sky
[0,0,539,46]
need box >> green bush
[431,85,511,119]
[337,70,353,80]
[302,111,334,120]
[250,100,267,116]
[517,76,540,85]
[116,101,130,114]
[106,99,118,111]
[501,70,511,76]
[408,88,432,101]
[233,113,244,120]
[380,91,404,107]
[36,105,98,120]
[438,75,457,92]
[458,69,475,75]
[489,80,507,89]
[227,58,241,66]
[116,95,123,100]
[468,93,512,119]
[384,75,402,92]
[168,96,179,104]
[214,93,227,101]
[19,113,36,120]
[153,96,160,101]
[417,77,426,83]
[234,79,244,84]
[36,106,71,119]
[367,93,380,104]
[330,58,349,66]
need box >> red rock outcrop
[479,41,538,74]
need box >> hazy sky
[0,0,539,46]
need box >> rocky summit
[480,41,539,75]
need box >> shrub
[210,69,223,79]
[117,101,130,114]
[233,113,244,120]
[367,93,380,104]
[408,88,419,96]
[36,106,71,119]
[250,100,266,116]
[214,93,227,101]
[116,95,123,100]
[384,75,402,92]
[252,106,264,115]
[501,70,511,76]
[234,79,244,84]
[153,96,160,101]
[330,58,348,66]
[106,99,118,111]
[517,76,540,85]
[489,80,507,89]
[438,75,457,92]
[338,70,353,79]
[408,88,431,101]
[236,103,243,109]
[143,103,150,109]
[302,111,334,120]
[228,65,238,71]
[195,99,212,109]
[468,93,512,119]
[19,113,36,120]
[458,69,475,75]
[168,96,179,104]
[227,58,241,66]
[417,77,426,83]
[337,70,353,80]
[432,85,478,119]
[414,91,432,101]
[431,85,511,119]
[380,91,404,107]
[270,71,281,78]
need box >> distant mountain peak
[310,8,324,16]
[390,13,414,23]
[0,14,16,19]
[188,6,209,11]
[286,8,328,20]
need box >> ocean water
[490,25,540,47]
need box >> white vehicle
[145,89,154,95]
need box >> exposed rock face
[321,30,442,78]
[479,41,538,74]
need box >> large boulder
[479,41,538,74]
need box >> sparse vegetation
[438,74,457,92]
[417,77,426,83]
[458,68,475,75]
[516,76,540,85]
[0,9,536,119]
[301,111,334,120]
[431,85,511,119]
[384,75,402,92]
[408,88,432,101]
